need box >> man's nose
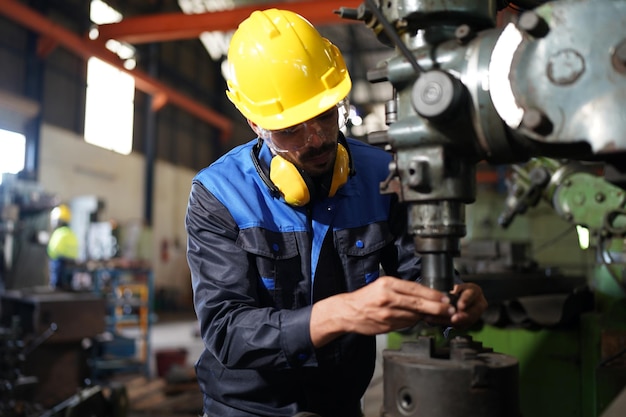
[304,123,327,147]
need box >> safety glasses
[260,99,350,153]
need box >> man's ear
[247,119,263,137]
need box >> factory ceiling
[98,0,364,44]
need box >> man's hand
[310,276,457,347]
[421,282,487,329]
[449,282,488,328]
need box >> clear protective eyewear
[260,99,350,153]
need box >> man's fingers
[381,276,448,302]
[452,283,482,311]
[394,293,456,317]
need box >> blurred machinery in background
[0,314,125,417]
[486,157,625,417]
[0,318,43,417]
[69,195,119,265]
[336,0,626,416]
[500,157,626,298]
[0,173,56,290]
[0,176,129,416]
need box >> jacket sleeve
[186,181,315,370]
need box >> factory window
[84,0,135,155]
[84,58,135,155]
[0,129,26,185]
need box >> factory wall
[38,123,195,307]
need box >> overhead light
[90,0,122,25]
[123,58,137,70]
[91,1,136,62]
[88,27,99,40]
[178,0,237,62]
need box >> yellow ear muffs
[328,143,350,197]
[269,143,351,207]
[270,156,311,206]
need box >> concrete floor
[149,314,386,417]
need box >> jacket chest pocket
[335,222,394,291]
[237,228,305,309]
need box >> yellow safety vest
[47,226,79,260]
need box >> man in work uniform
[185,9,487,417]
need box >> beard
[300,141,336,163]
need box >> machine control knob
[411,70,464,121]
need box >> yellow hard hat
[225,9,352,130]
[51,204,71,224]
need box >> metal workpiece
[382,336,520,417]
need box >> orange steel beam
[97,0,362,44]
[0,0,233,143]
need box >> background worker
[47,203,79,290]
[185,9,487,417]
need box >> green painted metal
[464,307,626,417]
[467,323,583,417]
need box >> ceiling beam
[96,0,362,44]
[0,0,233,143]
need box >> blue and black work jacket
[186,137,423,417]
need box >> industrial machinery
[336,0,625,293]
[0,323,127,417]
[500,157,625,295]
[0,173,57,290]
[0,317,44,417]
[334,0,626,416]
[495,157,625,415]
[0,176,129,416]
